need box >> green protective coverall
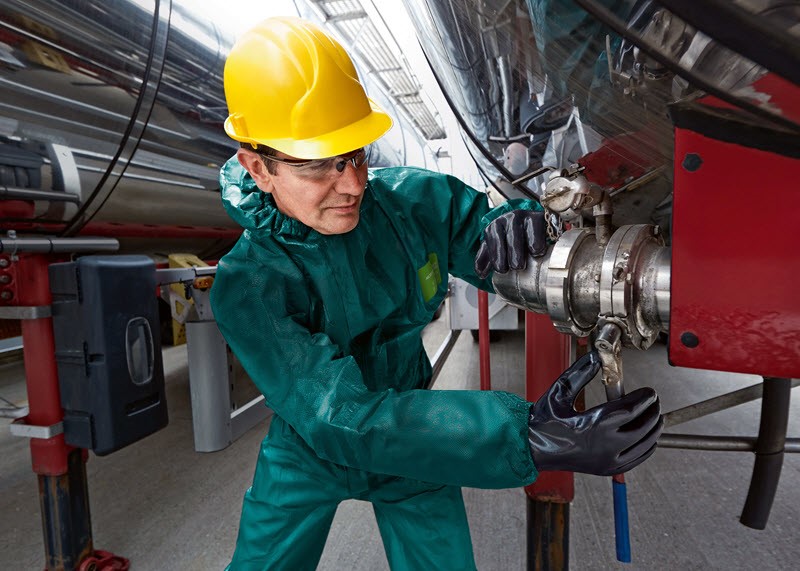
[211,158,542,571]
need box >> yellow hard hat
[223,17,393,159]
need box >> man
[211,17,662,571]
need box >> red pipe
[478,289,491,391]
[0,221,241,240]
[15,254,73,475]
[79,222,241,239]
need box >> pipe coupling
[492,224,670,350]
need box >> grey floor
[1,309,798,570]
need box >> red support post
[525,312,572,501]
[477,289,491,391]
[524,311,572,571]
[12,253,95,570]
[15,254,73,474]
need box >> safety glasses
[258,147,370,181]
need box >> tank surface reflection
[401,0,799,242]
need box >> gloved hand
[474,210,546,279]
[528,351,663,476]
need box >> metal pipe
[566,234,604,330]
[40,450,94,570]
[0,237,119,253]
[664,379,800,428]
[658,434,800,453]
[511,165,555,186]
[527,497,569,571]
[80,223,239,240]
[740,377,793,529]
[493,225,670,348]
[427,329,462,389]
[593,192,613,247]
[659,434,757,451]
[497,55,514,138]
[0,187,80,203]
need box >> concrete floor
[1,310,798,570]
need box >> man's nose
[333,163,364,196]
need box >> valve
[541,166,614,245]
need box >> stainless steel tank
[400,0,799,231]
[0,0,249,256]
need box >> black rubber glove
[528,351,663,476]
[474,210,547,279]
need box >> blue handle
[613,479,631,562]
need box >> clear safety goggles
[259,146,370,181]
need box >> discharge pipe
[492,222,670,349]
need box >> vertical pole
[477,289,491,391]
[740,377,792,529]
[16,254,93,570]
[525,312,571,571]
[527,498,570,571]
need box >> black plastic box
[49,255,168,455]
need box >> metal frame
[184,319,270,452]
[427,329,461,390]
[660,377,797,529]
[660,379,800,453]
[156,266,270,452]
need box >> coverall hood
[219,156,314,240]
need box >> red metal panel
[524,312,573,502]
[579,130,660,190]
[701,73,800,127]
[670,111,800,378]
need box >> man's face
[238,147,369,235]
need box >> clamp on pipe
[595,322,624,401]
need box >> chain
[544,207,563,241]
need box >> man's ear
[237,148,275,194]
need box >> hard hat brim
[227,99,393,160]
